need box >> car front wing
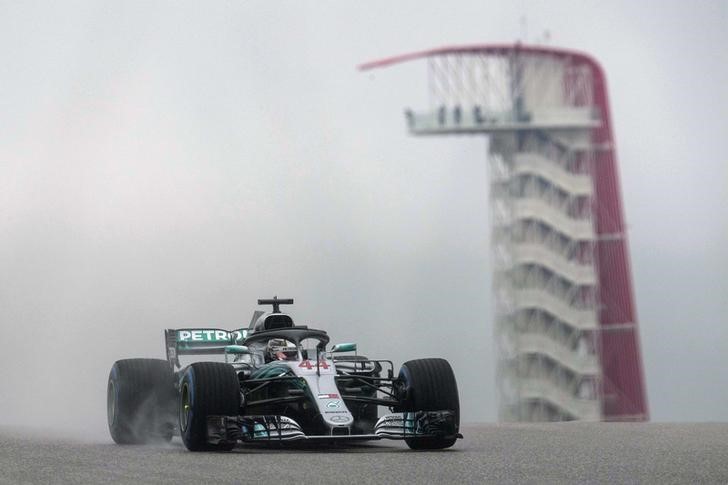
[206,411,461,445]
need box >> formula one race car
[107,297,461,451]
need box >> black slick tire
[178,362,240,452]
[398,358,460,450]
[107,358,176,444]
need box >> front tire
[179,362,241,451]
[107,358,176,444]
[398,358,460,450]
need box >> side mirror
[331,343,357,353]
[224,345,251,363]
[225,345,251,364]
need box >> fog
[0,1,726,438]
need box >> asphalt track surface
[1,423,726,484]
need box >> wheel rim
[397,366,412,408]
[107,380,116,428]
[179,382,191,432]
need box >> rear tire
[179,362,241,451]
[107,358,176,445]
[398,358,460,450]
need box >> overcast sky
[0,1,726,436]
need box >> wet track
[1,423,726,484]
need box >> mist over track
[1,423,726,484]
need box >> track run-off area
[1,423,726,484]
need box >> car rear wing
[165,328,248,367]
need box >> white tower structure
[362,44,648,422]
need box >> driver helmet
[267,338,298,361]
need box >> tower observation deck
[361,44,648,421]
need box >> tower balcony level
[405,106,599,136]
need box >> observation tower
[361,44,648,421]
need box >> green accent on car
[331,342,357,353]
[250,362,293,379]
[225,345,250,354]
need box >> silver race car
[107,297,461,451]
